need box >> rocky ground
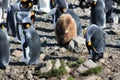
[0,0,120,80]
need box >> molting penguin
[55,14,77,45]
[21,17,41,65]
[85,24,106,61]
[55,0,82,36]
[0,24,10,69]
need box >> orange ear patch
[26,24,30,28]
[88,41,92,46]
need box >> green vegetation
[83,66,103,75]
[67,76,74,80]
[67,58,85,68]
[34,60,67,78]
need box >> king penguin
[85,24,106,61]
[0,24,10,69]
[90,0,106,28]
[7,0,34,42]
[21,17,41,65]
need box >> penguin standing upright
[90,0,106,28]
[0,24,10,69]
[21,17,41,65]
[85,24,106,61]
[7,0,34,42]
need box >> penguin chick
[55,14,77,45]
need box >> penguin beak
[87,41,92,46]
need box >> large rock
[40,60,53,73]
[12,50,22,57]
[84,75,102,80]
[69,37,85,48]
[53,59,61,69]
[68,36,86,52]
[24,70,33,80]
[65,65,71,73]
[83,60,98,68]
[39,53,46,61]
[76,64,89,74]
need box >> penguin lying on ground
[55,14,77,45]
[21,17,41,65]
[85,24,106,61]
[0,24,10,69]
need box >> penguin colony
[0,0,117,69]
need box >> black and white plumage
[85,24,106,61]
[90,0,106,28]
[7,0,34,42]
[21,17,41,65]
[0,24,10,69]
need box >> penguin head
[57,0,67,13]
[20,0,33,8]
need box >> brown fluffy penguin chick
[55,14,77,45]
